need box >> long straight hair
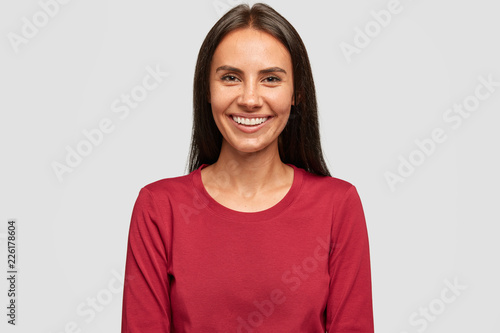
[187,3,330,176]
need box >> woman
[122,3,374,332]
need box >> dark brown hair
[187,3,330,176]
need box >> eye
[263,76,281,83]
[221,74,240,82]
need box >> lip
[228,114,273,134]
[229,113,274,118]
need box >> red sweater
[122,164,374,332]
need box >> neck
[208,139,291,196]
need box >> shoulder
[138,172,195,202]
[296,166,357,200]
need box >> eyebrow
[215,65,287,75]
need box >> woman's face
[209,28,294,154]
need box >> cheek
[268,91,294,115]
[209,90,232,130]
[210,88,234,113]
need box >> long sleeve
[122,187,172,332]
[326,186,374,332]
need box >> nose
[237,81,263,110]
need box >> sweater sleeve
[122,187,172,332]
[326,186,374,333]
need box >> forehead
[211,28,292,70]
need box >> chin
[232,144,264,154]
[227,138,275,155]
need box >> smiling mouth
[231,115,271,126]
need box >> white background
[1,0,499,332]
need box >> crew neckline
[191,163,304,222]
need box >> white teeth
[232,116,269,126]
